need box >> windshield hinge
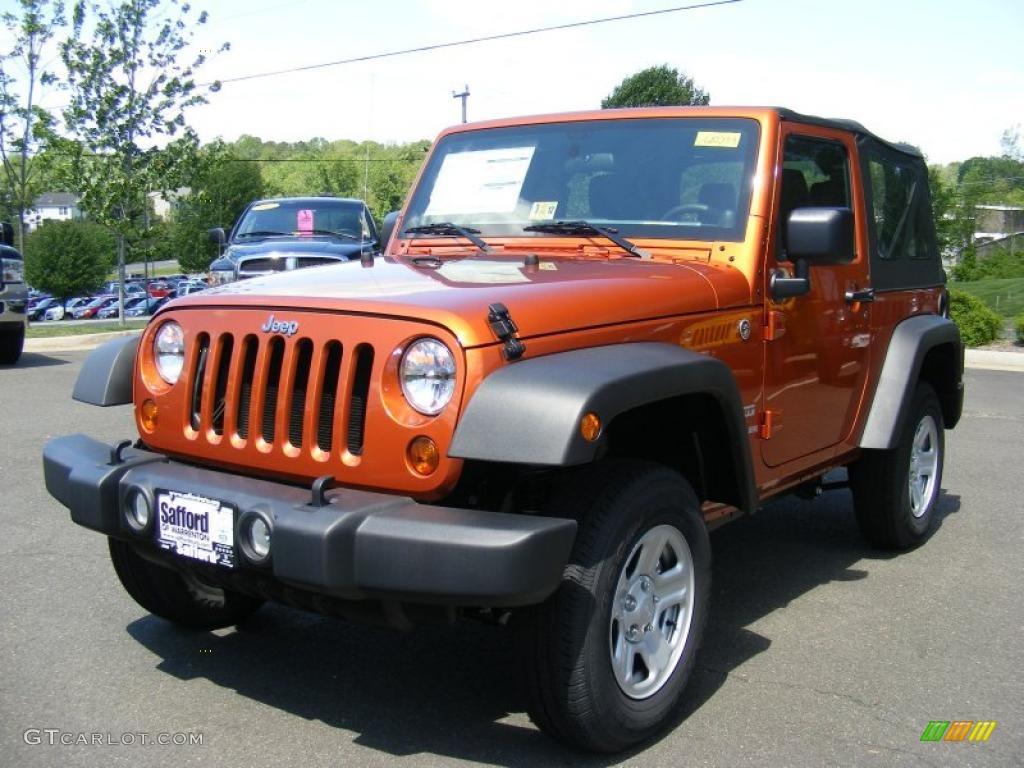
[487,303,525,361]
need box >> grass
[952,277,1024,320]
[27,320,148,338]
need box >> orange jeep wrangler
[44,107,963,752]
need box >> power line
[203,0,742,86]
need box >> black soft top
[776,107,923,159]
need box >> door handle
[845,287,875,303]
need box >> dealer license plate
[155,490,235,568]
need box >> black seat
[808,176,848,207]
[780,168,809,222]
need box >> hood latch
[487,303,525,361]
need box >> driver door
[761,127,873,468]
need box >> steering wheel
[660,203,708,221]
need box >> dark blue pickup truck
[206,197,379,285]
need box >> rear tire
[109,539,263,630]
[0,324,25,364]
[849,382,945,549]
[516,461,711,752]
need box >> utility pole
[452,85,469,123]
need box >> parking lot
[1,352,1021,767]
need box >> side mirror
[380,211,400,253]
[785,207,854,265]
[771,207,855,301]
[207,227,226,246]
[0,222,13,247]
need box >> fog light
[407,436,439,476]
[580,412,602,442]
[140,399,159,431]
[238,511,273,565]
[249,517,271,558]
[124,489,152,534]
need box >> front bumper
[43,434,576,607]
[0,293,27,327]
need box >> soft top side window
[859,139,943,290]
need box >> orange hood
[171,253,752,348]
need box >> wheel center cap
[625,576,657,633]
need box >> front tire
[849,382,945,549]
[0,324,25,364]
[109,539,263,630]
[517,461,711,752]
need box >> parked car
[43,297,89,321]
[99,295,155,319]
[100,280,146,297]
[27,296,58,321]
[0,223,27,364]
[175,280,208,297]
[125,296,169,318]
[145,280,174,298]
[43,107,964,753]
[207,196,379,285]
[73,295,117,319]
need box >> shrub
[1016,313,1024,344]
[949,288,1003,347]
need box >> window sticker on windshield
[251,203,279,211]
[297,209,313,232]
[539,261,557,271]
[425,146,536,216]
[694,131,741,148]
[529,201,558,220]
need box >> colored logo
[920,721,996,742]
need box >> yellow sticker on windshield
[694,131,741,148]
[529,201,558,220]
[251,203,279,211]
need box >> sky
[16,0,1024,165]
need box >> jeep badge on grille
[261,314,299,336]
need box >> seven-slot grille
[187,331,374,457]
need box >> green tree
[601,65,709,109]
[0,0,66,252]
[167,144,265,273]
[24,219,114,304]
[54,0,226,323]
[928,165,958,257]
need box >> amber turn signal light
[407,436,440,476]
[140,399,159,431]
[580,412,601,442]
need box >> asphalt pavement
[1,352,1021,767]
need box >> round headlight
[400,338,456,415]
[154,321,185,384]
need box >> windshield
[232,199,373,241]
[404,117,759,242]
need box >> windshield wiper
[403,222,491,253]
[236,230,288,239]
[305,228,360,240]
[523,220,649,259]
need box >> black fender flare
[858,315,963,450]
[72,334,139,406]
[449,342,757,514]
